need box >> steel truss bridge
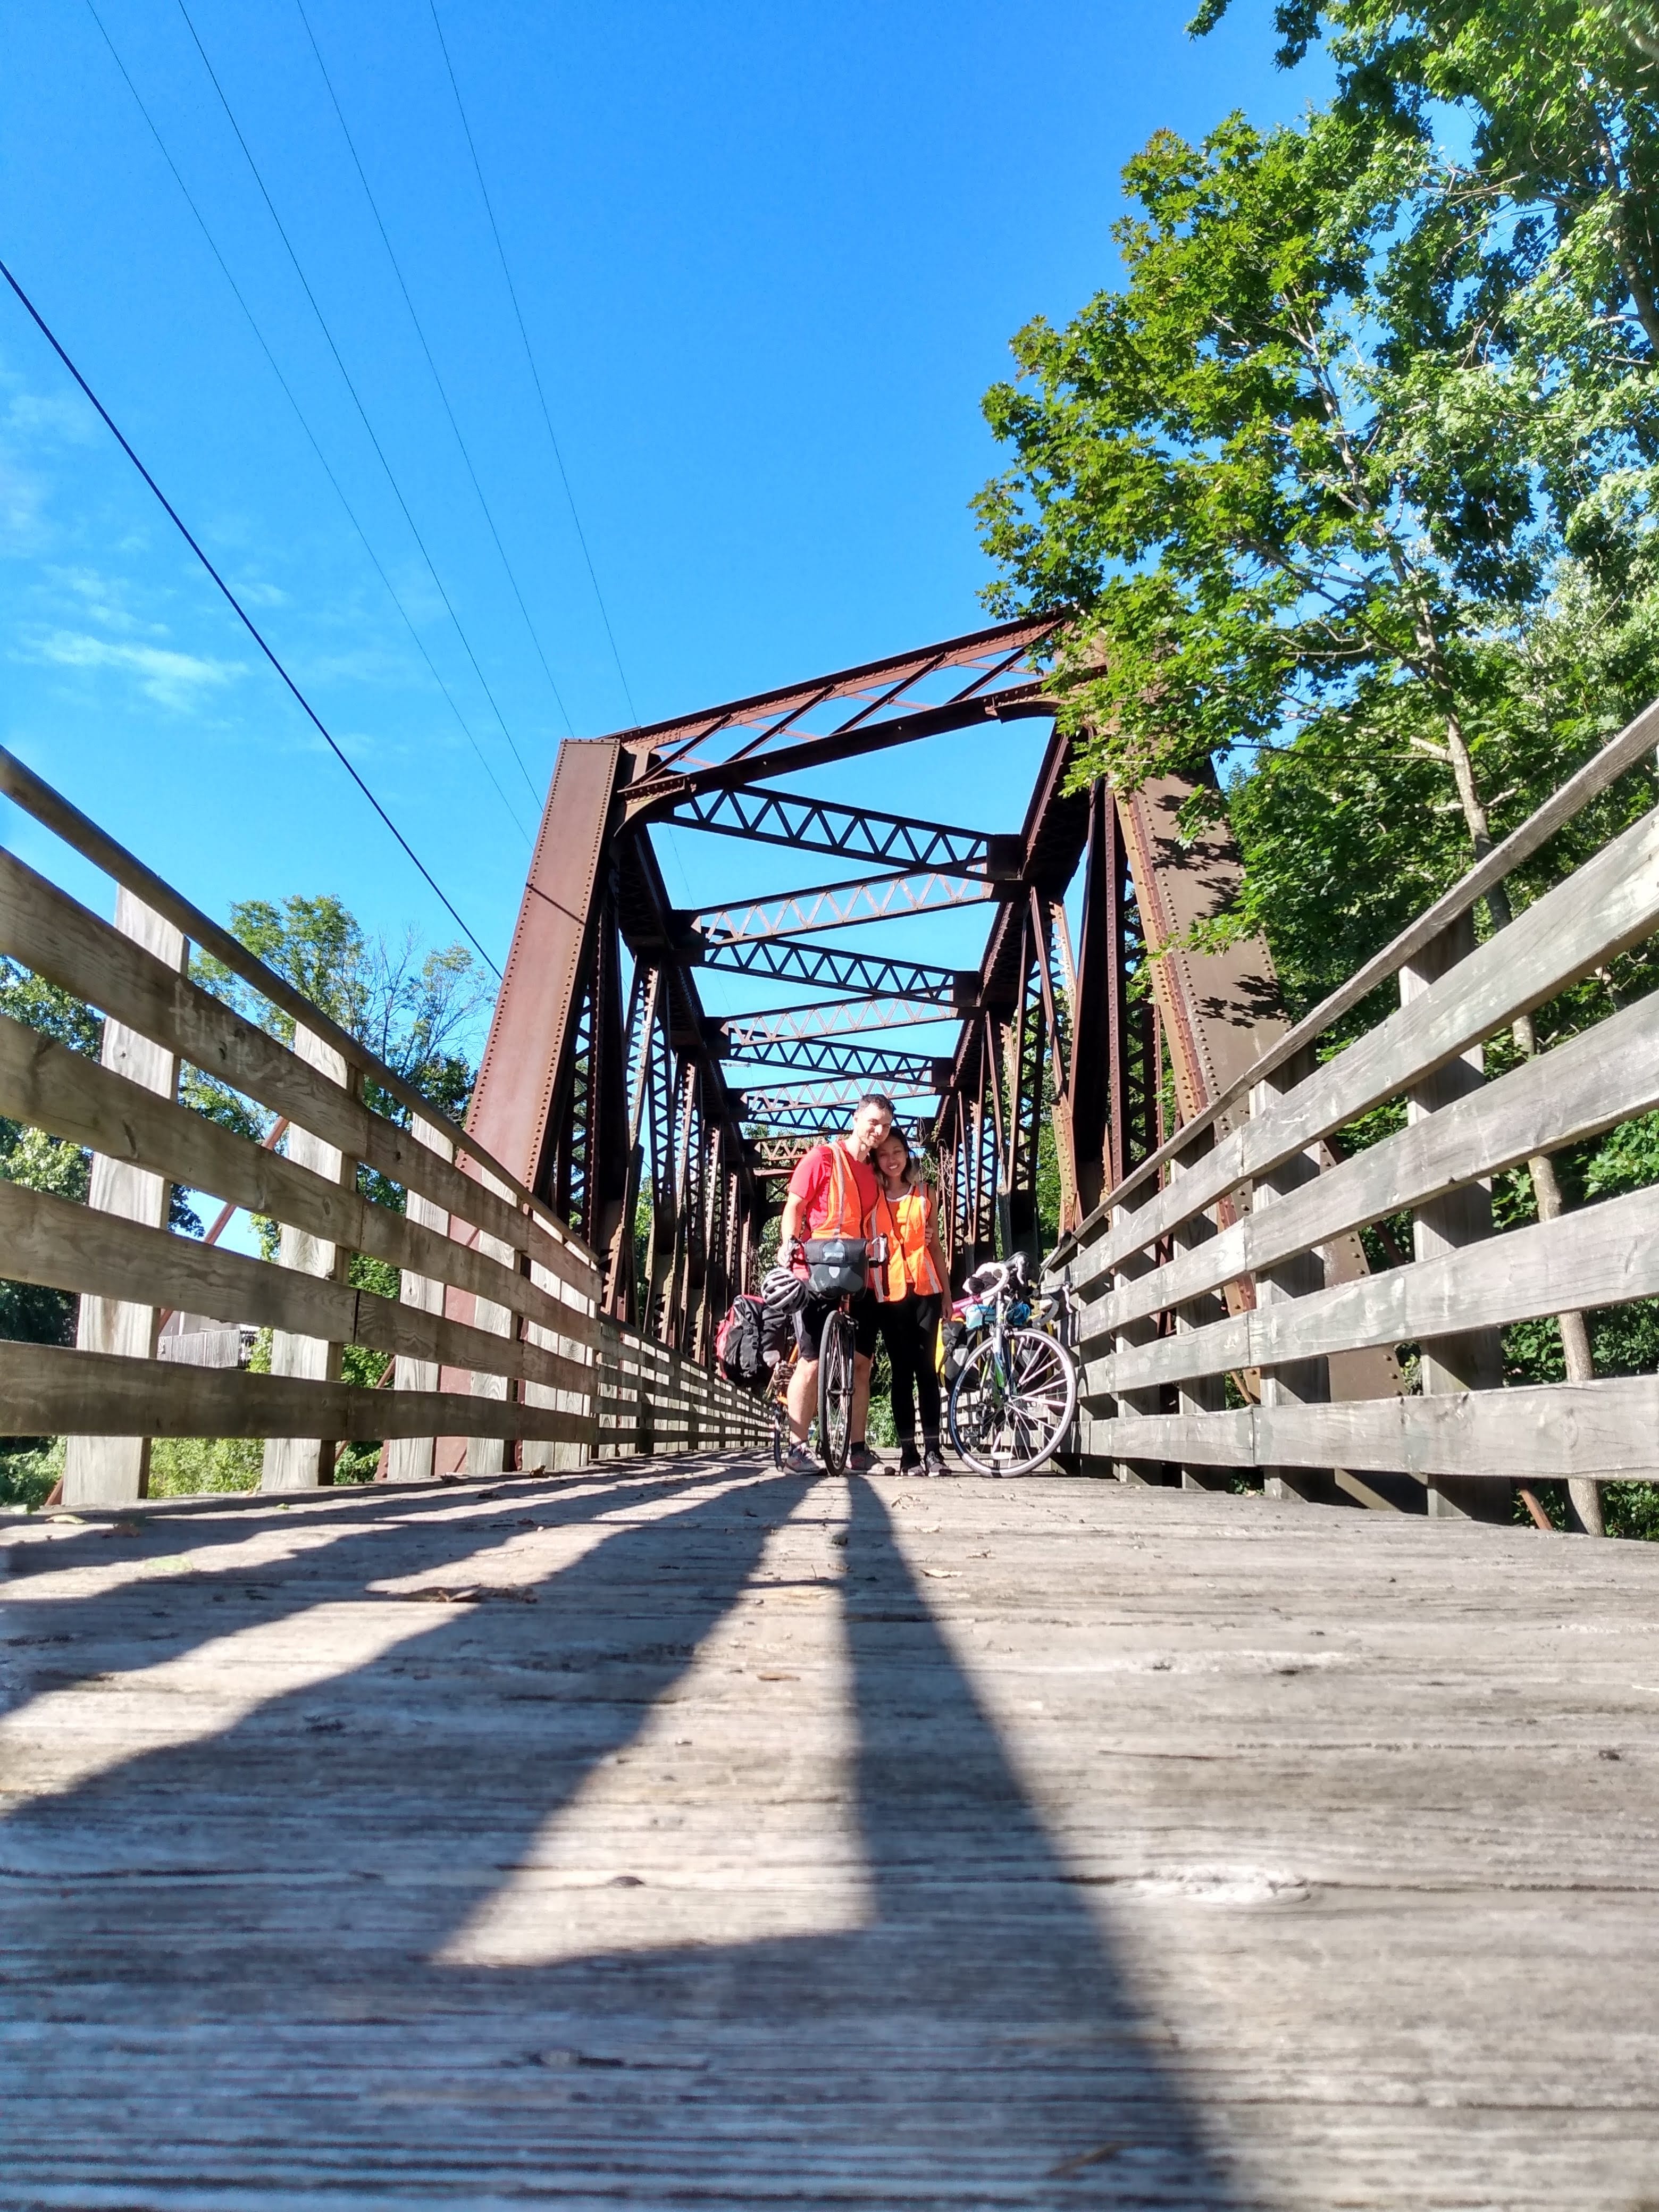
[470,614,1295,1367]
[6,634,1659,2205]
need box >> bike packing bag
[802,1236,868,1300]
[716,1295,769,1394]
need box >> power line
[82,0,533,850]
[0,255,502,981]
[174,0,543,824]
[427,0,641,726]
[293,0,576,747]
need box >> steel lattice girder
[736,1079,937,1118]
[717,998,962,1046]
[689,868,1005,946]
[714,1032,952,1086]
[616,614,1063,811]
[655,782,1021,879]
[696,937,976,1001]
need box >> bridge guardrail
[1046,697,1659,1515]
[0,750,767,1506]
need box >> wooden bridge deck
[4,1461,1658,2210]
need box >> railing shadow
[0,1466,1252,2206]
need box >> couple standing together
[777,1093,951,1477]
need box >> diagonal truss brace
[689,868,1004,946]
[657,783,1021,879]
[718,998,963,1046]
[696,937,977,1001]
[717,1033,950,1086]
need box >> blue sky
[2,0,1325,1040]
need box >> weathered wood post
[61,889,187,1508]
[1108,1179,1168,1485]
[1170,1136,1230,1491]
[1399,917,1510,1523]
[463,1163,520,1480]
[1250,1048,1338,1505]
[262,1026,357,1492]
[383,1116,453,1484]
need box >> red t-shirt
[787,1139,877,1236]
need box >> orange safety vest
[876,1182,943,1302]
[808,1138,875,1241]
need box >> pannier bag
[802,1236,868,1300]
[716,1295,769,1394]
[940,1316,969,1386]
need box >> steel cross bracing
[717,999,962,1047]
[716,1034,949,1088]
[689,868,1003,946]
[468,613,1308,1374]
[658,783,1020,879]
[695,937,974,1002]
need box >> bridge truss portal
[466,616,1298,1354]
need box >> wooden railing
[1046,699,1659,1519]
[0,751,769,1507]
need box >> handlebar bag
[802,1236,868,1299]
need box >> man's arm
[779,1190,806,1246]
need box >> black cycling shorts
[794,1288,879,1361]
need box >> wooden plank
[0,1339,597,1444]
[0,741,601,1272]
[1096,1372,1659,1479]
[0,1013,597,1351]
[1079,977,1659,1339]
[0,1180,595,1399]
[62,887,186,1508]
[8,1464,1659,2209]
[0,850,598,1303]
[1049,694,1659,1262]
[1064,803,1659,1292]
[1087,1178,1659,1396]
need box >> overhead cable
[0,255,502,979]
[427,0,641,725]
[293,0,575,744]
[82,0,532,849]
[174,0,541,827]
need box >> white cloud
[30,629,244,708]
[4,390,97,444]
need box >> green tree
[978,87,1659,1532]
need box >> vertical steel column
[606,964,660,1323]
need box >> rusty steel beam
[717,998,963,1046]
[736,1079,936,1118]
[714,1032,951,1085]
[697,937,975,1001]
[614,613,1062,775]
[625,689,1054,817]
[654,782,1021,879]
[466,738,622,1196]
[690,868,1005,947]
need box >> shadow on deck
[1,1459,1245,2207]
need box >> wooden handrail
[1047,691,1659,1269]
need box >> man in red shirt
[776,1093,892,1473]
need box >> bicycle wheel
[817,1308,856,1476]
[948,1328,1078,1476]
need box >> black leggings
[877,1293,942,1452]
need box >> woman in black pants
[872,1128,952,1476]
